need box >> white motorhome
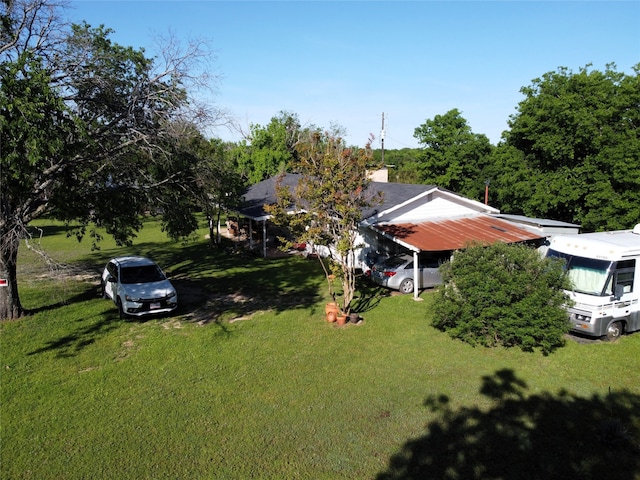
[546,224,640,340]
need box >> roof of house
[238,173,438,221]
[239,174,303,220]
[238,175,546,253]
[361,181,438,219]
[373,215,546,252]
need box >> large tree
[185,133,245,245]
[371,147,422,184]
[414,108,493,201]
[504,63,640,231]
[266,130,381,316]
[482,144,539,214]
[236,111,302,184]
[0,0,221,318]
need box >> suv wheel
[117,297,127,319]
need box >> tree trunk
[215,210,222,244]
[208,215,215,246]
[0,232,23,319]
[341,263,355,315]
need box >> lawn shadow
[26,223,75,238]
[350,276,389,315]
[28,314,120,358]
[377,369,640,480]
[24,283,100,316]
[34,235,381,338]
[79,239,325,323]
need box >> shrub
[432,241,572,355]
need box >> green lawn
[2,218,639,479]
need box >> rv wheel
[605,321,622,341]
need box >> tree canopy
[377,64,639,232]
[413,108,493,202]
[0,0,229,318]
[501,63,640,231]
[236,111,301,184]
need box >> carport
[370,215,547,299]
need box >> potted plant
[324,274,339,322]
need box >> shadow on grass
[351,277,389,315]
[24,283,100,316]
[26,237,387,356]
[377,369,640,480]
[77,238,326,323]
[26,223,75,238]
[28,314,121,358]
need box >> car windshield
[547,249,613,296]
[120,265,166,284]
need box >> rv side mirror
[614,284,624,300]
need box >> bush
[432,242,572,355]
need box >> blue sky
[68,1,640,149]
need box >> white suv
[101,256,178,318]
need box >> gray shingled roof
[238,173,303,220]
[361,181,437,219]
[237,173,437,221]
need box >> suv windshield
[120,265,166,284]
[547,249,613,296]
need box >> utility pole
[380,112,385,165]
[485,179,490,205]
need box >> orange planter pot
[336,314,347,326]
[325,302,339,322]
[325,302,339,314]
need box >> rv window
[614,259,635,294]
[547,249,614,296]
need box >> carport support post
[413,250,421,301]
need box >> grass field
[2,218,639,479]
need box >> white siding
[378,194,483,224]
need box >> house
[235,174,570,298]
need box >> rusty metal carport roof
[371,215,546,252]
